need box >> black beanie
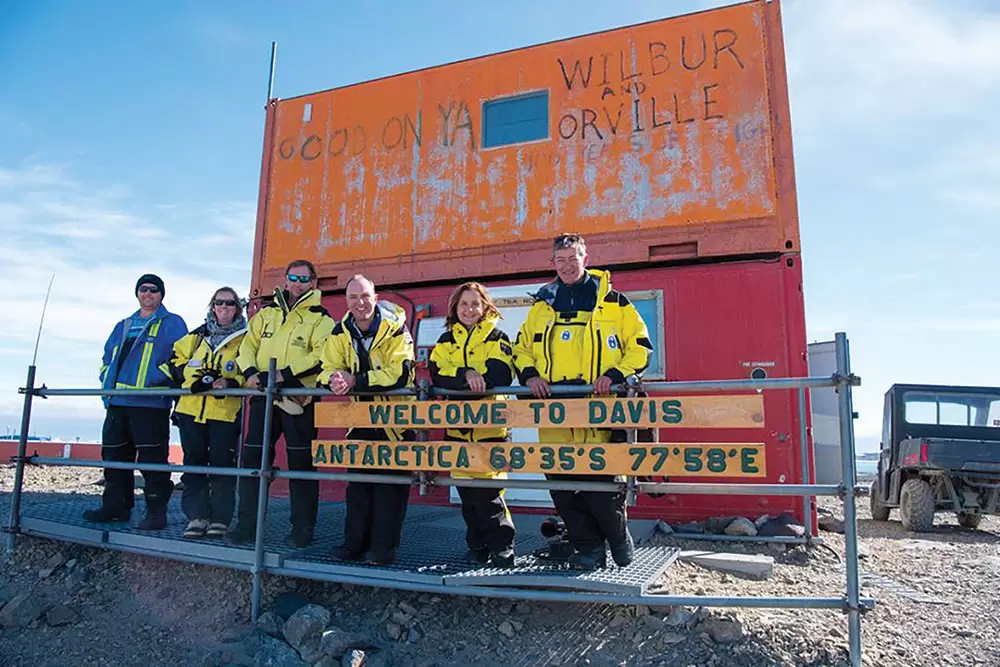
[135,273,165,297]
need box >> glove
[190,370,218,394]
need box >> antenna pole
[266,41,277,104]
[32,274,55,367]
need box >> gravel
[2,464,1000,666]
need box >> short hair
[345,274,375,292]
[208,286,244,319]
[553,233,586,255]
[285,259,317,279]
[446,282,502,329]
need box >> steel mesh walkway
[18,494,678,596]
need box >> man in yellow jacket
[318,274,415,566]
[230,259,335,548]
[513,233,653,570]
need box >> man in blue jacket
[83,274,188,530]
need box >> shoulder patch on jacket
[499,341,513,356]
[484,328,507,343]
[604,290,631,306]
[308,305,331,317]
[331,322,344,335]
[436,330,456,345]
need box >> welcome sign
[314,395,765,430]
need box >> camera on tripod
[536,516,574,560]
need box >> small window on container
[482,91,549,149]
[625,289,666,381]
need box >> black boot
[609,529,635,567]
[489,549,516,569]
[285,525,314,549]
[568,548,607,571]
[138,508,167,530]
[465,548,490,565]
[227,522,256,545]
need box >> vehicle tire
[899,478,936,532]
[870,479,891,521]
[957,511,982,529]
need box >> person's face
[553,245,587,284]
[212,291,239,326]
[457,289,485,328]
[346,279,377,323]
[136,283,163,311]
[285,266,314,300]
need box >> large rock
[0,592,45,628]
[253,634,308,666]
[283,604,331,658]
[257,611,285,639]
[704,516,737,535]
[723,518,758,536]
[818,514,845,534]
[45,603,80,627]
[679,551,774,580]
[696,617,746,643]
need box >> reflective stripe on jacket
[100,305,188,409]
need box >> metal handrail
[4,331,867,667]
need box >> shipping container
[252,0,814,524]
[250,0,798,296]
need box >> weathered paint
[251,0,797,295]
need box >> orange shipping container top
[252,0,799,295]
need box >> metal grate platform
[18,493,678,597]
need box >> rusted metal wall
[251,0,798,296]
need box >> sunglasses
[287,274,313,284]
[137,286,161,294]
[213,299,238,307]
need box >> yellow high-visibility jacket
[429,315,514,480]
[164,323,247,424]
[317,301,415,441]
[236,288,335,389]
[513,268,652,387]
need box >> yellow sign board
[311,441,767,477]
[315,395,764,430]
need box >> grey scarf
[206,313,247,350]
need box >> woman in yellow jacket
[429,282,516,567]
[165,287,247,539]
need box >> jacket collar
[451,313,499,342]
[341,300,408,344]
[531,268,611,306]
[274,287,321,314]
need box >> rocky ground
[1,465,999,666]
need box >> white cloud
[0,162,254,440]
[784,0,1000,133]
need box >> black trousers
[100,405,173,514]
[547,474,628,554]
[448,435,515,555]
[342,428,414,556]
[457,487,515,555]
[176,413,239,525]
[237,397,318,531]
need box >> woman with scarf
[429,282,517,567]
[166,287,248,538]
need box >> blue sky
[1,0,999,453]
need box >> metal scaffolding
[5,331,868,666]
